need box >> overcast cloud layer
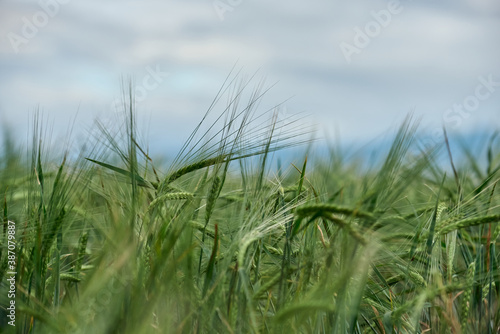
[1,0,499,153]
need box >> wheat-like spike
[163,156,226,186]
[60,273,81,283]
[446,230,457,282]
[142,243,151,280]
[264,245,283,256]
[461,261,475,330]
[436,202,447,222]
[436,213,465,230]
[386,273,405,285]
[439,215,500,235]
[283,185,299,193]
[397,264,427,288]
[147,192,194,212]
[75,232,88,277]
[482,281,495,300]
[205,176,221,225]
[411,270,428,288]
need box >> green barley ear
[436,202,447,224]
[446,230,457,282]
[197,175,221,274]
[142,243,151,284]
[75,232,88,278]
[205,176,221,225]
[461,261,475,330]
[439,215,500,235]
[139,241,153,289]
[425,173,446,278]
[396,264,427,288]
[162,156,225,189]
[482,281,495,300]
[60,273,81,283]
[147,192,194,212]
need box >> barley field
[1,83,499,333]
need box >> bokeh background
[1,0,499,155]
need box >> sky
[1,0,499,155]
